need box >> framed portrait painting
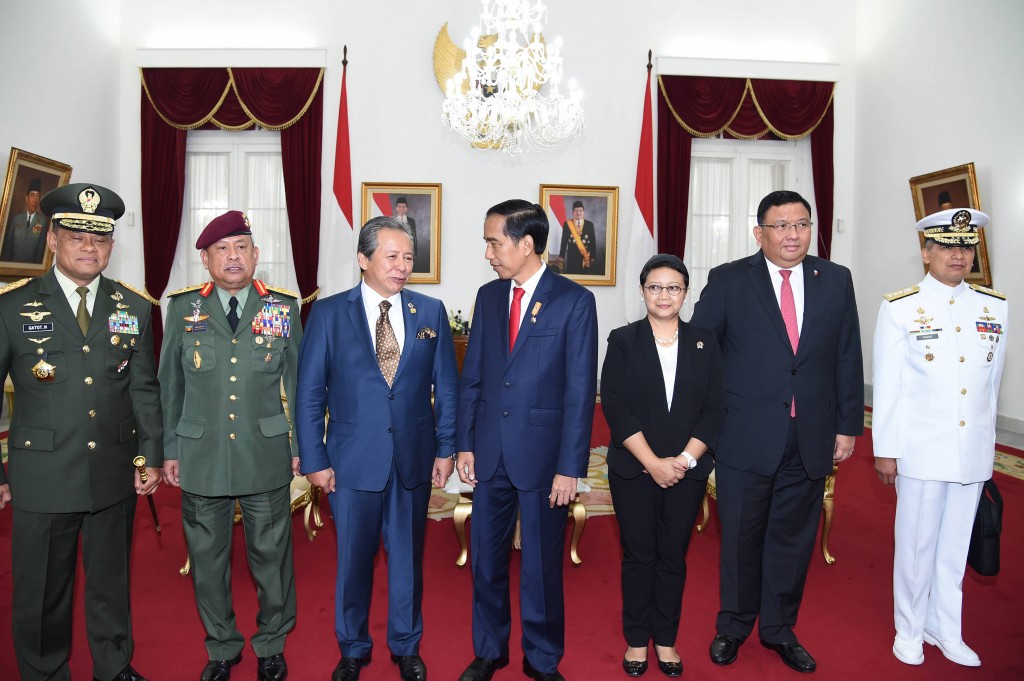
[539,184,619,286]
[361,182,442,284]
[909,162,991,286]
[0,148,73,279]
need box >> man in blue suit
[691,191,864,674]
[295,216,458,681]
[455,200,598,681]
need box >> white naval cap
[916,208,989,246]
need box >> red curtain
[140,67,324,349]
[656,75,835,260]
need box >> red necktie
[509,286,525,352]
[780,269,799,416]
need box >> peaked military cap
[40,183,124,234]
[917,208,989,246]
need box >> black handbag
[967,478,1003,576]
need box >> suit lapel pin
[408,301,417,314]
[697,341,704,349]
[531,301,542,323]
[813,269,819,277]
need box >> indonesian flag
[623,63,656,322]
[333,51,353,228]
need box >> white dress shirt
[361,281,405,354]
[52,267,99,316]
[764,256,805,334]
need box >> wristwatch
[681,451,698,470]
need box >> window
[682,137,814,319]
[164,129,297,302]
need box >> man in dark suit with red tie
[690,191,864,674]
[455,200,598,681]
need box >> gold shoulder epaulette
[883,286,920,302]
[0,278,32,296]
[969,283,1006,300]
[265,285,299,299]
[115,280,159,305]
[166,284,205,298]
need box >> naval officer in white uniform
[872,208,1008,668]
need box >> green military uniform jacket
[159,280,301,497]
[0,270,163,513]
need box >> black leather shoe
[656,659,681,677]
[709,635,741,665]
[523,657,566,681]
[622,658,648,676]
[332,655,371,681]
[95,665,148,681]
[390,654,427,681]
[760,641,816,673]
[457,656,509,681]
[200,654,242,681]
[257,653,288,681]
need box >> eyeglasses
[758,221,813,233]
[643,284,686,296]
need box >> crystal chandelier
[441,0,585,155]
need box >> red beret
[195,210,252,250]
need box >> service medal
[193,350,202,370]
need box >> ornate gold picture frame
[0,148,73,280]
[909,162,991,287]
[539,184,619,286]
[360,182,442,284]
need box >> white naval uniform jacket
[872,274,1009,483]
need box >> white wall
[3,0,1021,426]
[0,0,121,212]
[855,0,1024,428]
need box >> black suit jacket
[690,253,863,480]
[601,318,725,481]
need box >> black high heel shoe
[622,658,648,677]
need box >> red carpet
[1,424,1022,680]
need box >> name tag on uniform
[23,323,54,333]
[185,323,208,333]
[915,333,938,341]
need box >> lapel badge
[264,352,273,363]
[116,302,130,310]
[813,269,819,277]
[193,349,202,370]
[262,293,281,305]
[130,337,136,347]
[116,358,130,373]
[530,301,542,323]
[28,337,50,344]
[111,291,123,302]
[255,336,265,345]
[31,359,57,381]
[407,301,417,314]
[924,353,934,362]
[20,310,51,322]
[697,341,704,349]
[23,300,43,307]
[987,352,994,362]
[111,335,121,345]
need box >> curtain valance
[140,67,324,131]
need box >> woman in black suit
[601,254,725,677]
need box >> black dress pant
[610,468,705,647]
[714,419,825,644]
[12,496,137,681]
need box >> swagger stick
[133,455,161,533]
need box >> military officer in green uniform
[0,183,162,681]
[159,210,301,681]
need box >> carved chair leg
[569,496,587,566]
[821,497,836,565]
[454,496,472,567]
[696,493,711,534]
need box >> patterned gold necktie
[375,300,400,386]
[76,286,90,336]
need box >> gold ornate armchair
[697,464,839,565]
